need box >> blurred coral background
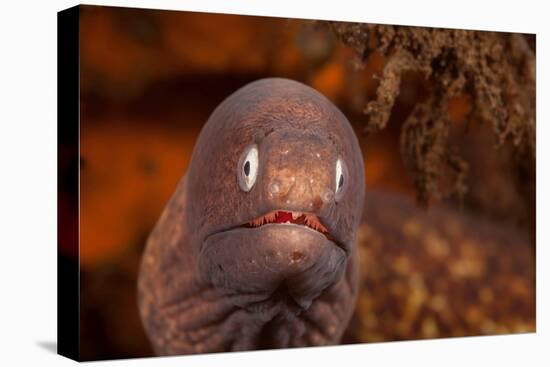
[57,5,535,360]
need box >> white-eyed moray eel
[138,78,365,354]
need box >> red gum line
[247,210,328,234]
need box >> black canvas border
[57,4,80,361]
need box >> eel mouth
[242,210,347,253]
[245,210,327,232]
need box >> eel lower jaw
[243,209,348,254]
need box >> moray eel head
[188,78,365,313]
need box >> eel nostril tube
[321,189,334,204]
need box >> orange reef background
[57,5,534,360]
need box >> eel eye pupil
[338,174,344,189]
[244,161,250,176]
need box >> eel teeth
[304,214,328,234]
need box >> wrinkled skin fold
[138,78,365,355]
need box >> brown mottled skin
[138,78,365,355]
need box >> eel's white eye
[335,158,347,200]
[238,145,259,192]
